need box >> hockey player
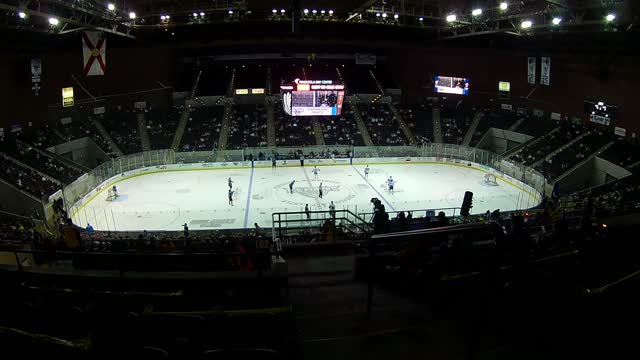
[387,176,395,194]
[228,188,235,205]
[364,165,370,179]
[319,182,323,198]
[228,177,234,190]
[312,166,320,180]
[289,180,295,194]
[272,157,277,170]
[112,185,118,197]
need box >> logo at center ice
[276,180,356,207]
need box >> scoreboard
[281,79,345,116]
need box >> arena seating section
[180,106,224,151]
[55,110,120,157]
[274,101,316,146]
[511,121,587,166]
[600,140,640,171]
[1,140,83,184]
[535,130,611,179]
[361,103,408,145]
[397,104,434,145]
[228,104,268,149]
[440,101,471,145]
[98,104,142,154]
[147,105,181,150]
[321,103,365,146]
[0,155,60,198]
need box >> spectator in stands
[62,218,80,250]
[86,223,94,238]
[436,211,449,227]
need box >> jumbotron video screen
[281,79,345,116]
[434,75,470,95]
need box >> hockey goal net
[484,173,499,186]
[106,188,118,201]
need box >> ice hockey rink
[71,163,541,232]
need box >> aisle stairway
[348,99,375,147]
[554,141,615,182]
[16,139,90,173]
[91,117,123,157]
[504,126,560,159]
[462,111,483,146]
[508,118,525,131]
[216,102,234,159]
[388,103,416,145]
[432,106,443,143]
[137,112,151,151]
[171,70,202,150]
[266,98,276,147]
[312,117,325,146]
[532,131,591,168]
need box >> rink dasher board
[69,157,542,219]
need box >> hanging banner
[31,58,42,96]
[541,57,551,86]
[31,58,42,82]
[62,87,74,107]
[527,57,536,85]
[82,31,106,76]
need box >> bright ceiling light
[500,2,508,11]
[281,9,286,13]
[160,15,165,20]
[472,9,482,16]
[394,14,399,19]
[329,10,334,15]
[552,17,561,25]
[107,3,115,11]
[200,12,204,16]
[129,12,136,19]
[304,9,309,14]
[376,13,380,17]
[521,20,532,29]
[381,13,387,18]
[312,9,317,14]
[272,9,277,14]
[193,12,198,17]
[18,11,26,19]
[606,14,616,22]
[165,15,170,19]
[48,17,59,25]
[419,17,424,21]
[321,10,326,14]
[228,10,234,14]
[446,14,457,22]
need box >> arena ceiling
[0,0,637,52]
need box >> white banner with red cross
[82,31,106,76]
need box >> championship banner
[31,58,42,96]
[527,57,536,85]
[541,57,551,86]
[82,31,106,76]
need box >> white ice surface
[72,163,540,231]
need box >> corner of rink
[68,157,544,232]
